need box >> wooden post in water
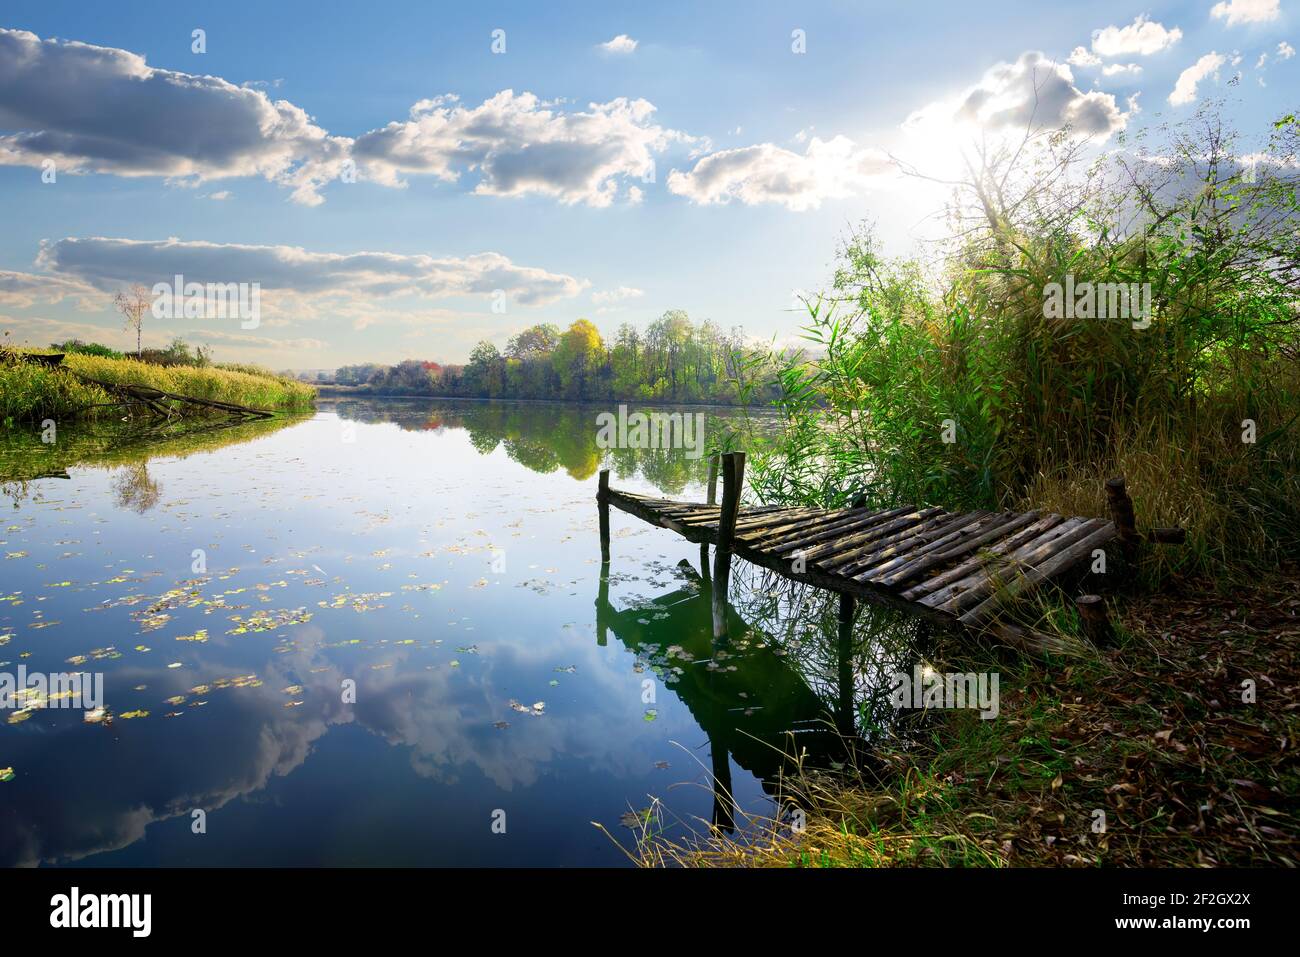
[597,469,611,563]
[1075,594,1113,647]
[1105,476,1139,562]
[702,454,719,578]
[711,451,745,641]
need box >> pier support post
[1075,594,1113,647]
[1105,476,1139,562]
[835,592,857,737]
[711,451,745,641]
[706,454,719,506]
[597,469,611,563]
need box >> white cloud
[1068,46,1103,67]
[1210,0,1281,26]
[0,28,689,209]
[1102,62,1144,77]
[186,329,326,350]
[666,136,893,211]
[591,286,645,305]
[0,270,97,309]
[207,191,232,201]
[34,237,588,307]
[907,52,1130,141]
[1169,52,1227,105]
[353,91,690,207]
[1092,15,1183,56]
[598,34,638,55]
[0,28,351,206]
[1279,41,1297,58]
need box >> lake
[0,398,922,866]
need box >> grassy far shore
[0,349,316,425]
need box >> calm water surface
[0,399,920,866]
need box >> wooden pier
[595,452,1171,656]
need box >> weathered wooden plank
[880,510,1040,588]
[802,507,946,566]
[959,521,1118,626]
[770,506,913,554]
[729,509,833,536]
[817,508,951,572]
[852,511,996,583]
[679,504,809,527]
[931,518,1103,616]
[918,516,1084,610]
[902,513,1065,601]
[842,511,989,580]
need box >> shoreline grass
[0,350,316,424]
[627,569,1298,868]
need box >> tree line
[331,311,783,405]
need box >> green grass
[0,350,315,424]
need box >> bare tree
[113,283,152,358]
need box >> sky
[0,0,1294,369]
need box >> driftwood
[72,374,274,420]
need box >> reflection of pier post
[835,593,857,737]
[596,565,610,647]
[597,468,611,563]
[711,452,745,643]
[710,731,736,834]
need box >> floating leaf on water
[83,708,108,724]
[620,808,654,829]
[643,709,658,722]
[0,767,14,782]
[119,709,149,720]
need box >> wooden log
[1106,476,1139,559]
[982,622,1092,658]
[1074,594,1113,646]
[707,455,719,506]
[1148,527,1186,545]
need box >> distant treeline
[328,312,784,405]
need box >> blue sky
[0,0,1294,368]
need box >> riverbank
[0,351,316,424]
[634,567,1299,868]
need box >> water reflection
[0,399,923,866]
